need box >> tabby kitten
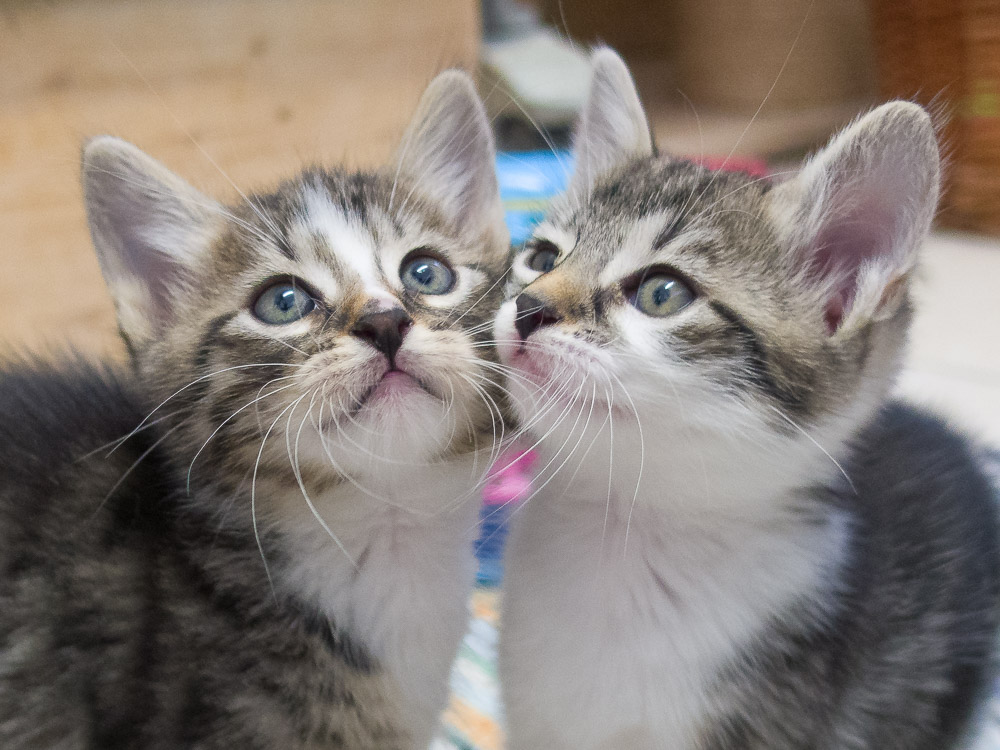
[495,49,1000,750]
[0,70,509,749]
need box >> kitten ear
[394,70,503,238]
[779,101,940,334]
[82,136,221,347]
[568,47,654,198]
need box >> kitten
[0,70,510,749]
[495,48,1000,750]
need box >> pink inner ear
[807,198,894,334]
[824,293,846,334]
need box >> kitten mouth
[352,367,434,413]
[376,368,421,392]
[507,344,631,418]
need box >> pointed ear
[394,70,503,239]
[777,101,940,334]
[82,136,221,347]
[568,47,654,198]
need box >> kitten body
[496,50,1000,750]
[0,362,479,748]
[0,71,509,749]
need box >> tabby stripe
[708,300,806,414]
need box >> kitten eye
[400,253,455,295]
[526,241,559,273]
[253,281,316,325]
[629,272,695,318]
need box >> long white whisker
[110,42,287,243]
[251,393,309,595]
[608,370,645,557]
[92,422,183,519]
[186,380,299,494]
[766,404,857,494]
[674,1,814,227]
[291,389,357,567]
[119,363,304,451]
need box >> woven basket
[871,0,1000,234]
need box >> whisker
[608,370,646,556]
[119,363,304,452]
[251,393,310,596]
[91,422,184,519]
[186,379,299,494]
[674,1,814,228]
[766,403,857,494]
[290,389,357,567]
[72,408,190,462]
[110,42,287,243]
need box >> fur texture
[0,70,510,749]
[495,48,1000,750]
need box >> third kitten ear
[394,70,503,238]
[778,101,941,334]
[568,47,654,199]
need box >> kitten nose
[351,307,413,364]
[514,293,562,341]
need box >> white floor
[897,230,1000,448]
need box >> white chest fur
[499,486,847,750]
[271,458,483,747]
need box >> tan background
[0,0,478,355]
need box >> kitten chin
[497,48,1000,750]
[0,70,510,750]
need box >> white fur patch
[271,455,483,749]
[300,188,390,300]
[501,496,848,750]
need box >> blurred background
[2,3,1000,747]
[0,0,998,433]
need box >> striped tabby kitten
[495,49,1000,750]
[0,71,509,749]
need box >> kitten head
[83,70,510,504]
[494,49,939,511]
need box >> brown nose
[514,293,562,341]
[351,307,413,364]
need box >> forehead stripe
[652,212,683,251]
[301,188,388,293]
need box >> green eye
[631,272,695,317]
[253,281,316,325]
[400,253,455,295]
[526,242,558,273]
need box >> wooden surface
[0,0,478,356]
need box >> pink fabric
[694,155,770,179]
[483,447,537,506]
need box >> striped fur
[0,71,510,749]
[496,48,1000,750]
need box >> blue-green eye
[630,272,695,317]
[400,253,455,295]
[526,242,558,273]
[253,281,316,324]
